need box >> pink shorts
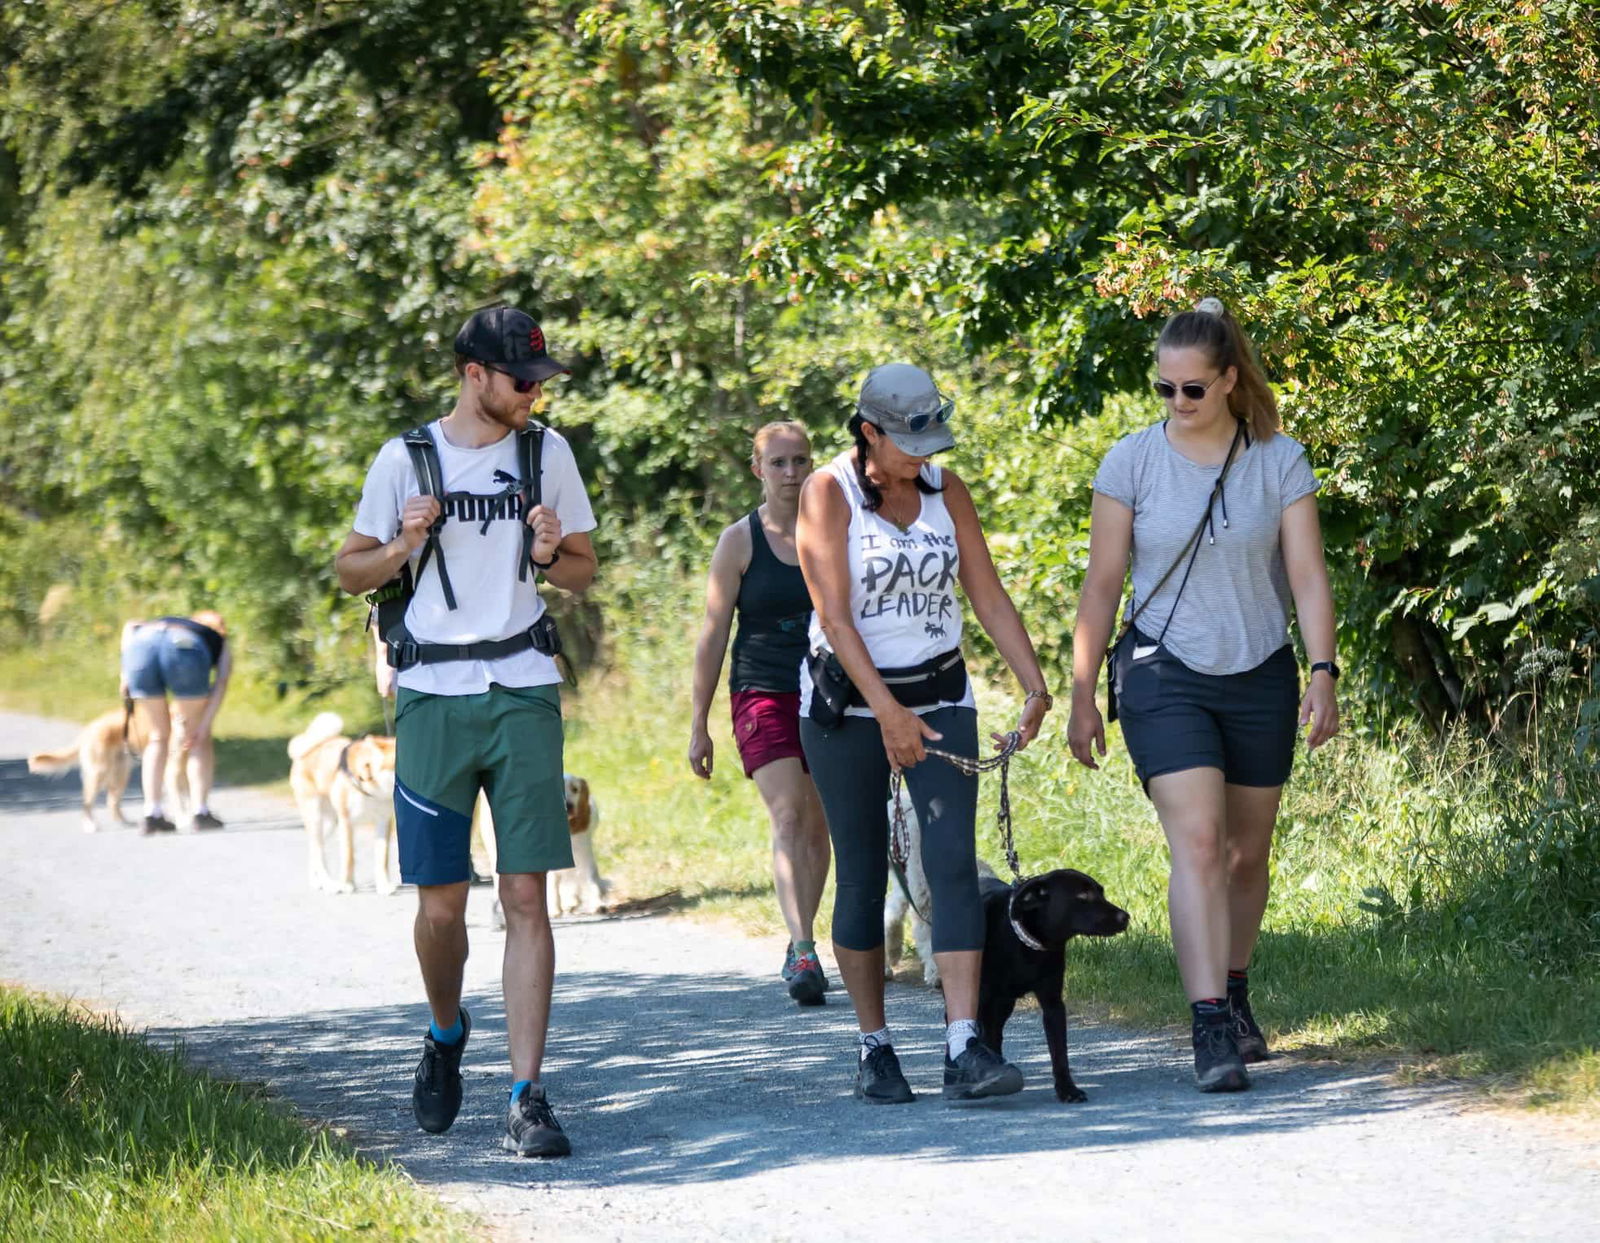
[731,690,809,779]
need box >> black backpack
[367,422,561,669]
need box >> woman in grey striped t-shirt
[1068,299,1340,1094]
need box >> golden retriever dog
[287,712,398,895]
[27,706,189,833]
[474,773,609,928]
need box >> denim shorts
[1113,631,1299,790]
[121,625,215,700]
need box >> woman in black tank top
[690,423,833,1007]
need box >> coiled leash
[888,730,1044,950]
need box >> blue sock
[429,1013,464,1045]
[510,1078,536,1104]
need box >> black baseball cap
[454,307,571,383]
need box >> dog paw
[375,878,399,897]
[81,819,99,834]
[334,880,356,895]
[1055,1083,1088,1104]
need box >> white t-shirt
[798,453,975,719]
[353,418,597,696]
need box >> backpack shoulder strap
[517,422,547,583]
[400,424,457,609]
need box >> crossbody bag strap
[1114,419,1248,648]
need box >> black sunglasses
[1153,375,1223,402]
[477,361,541,394]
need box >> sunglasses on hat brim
[864,396,955,434]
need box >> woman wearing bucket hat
[796,363,1053,1104]
[689,421,833,1008]
[1067,298,1339,1094]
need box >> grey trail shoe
[412,1007,471,1134]
[942,1037,1024,1101]
[504,1083,572,1158]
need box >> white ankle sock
[946,1018,980,1060]
[859,1027,892,1061]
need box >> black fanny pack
[806,647,967,729]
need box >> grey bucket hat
[856,363,956,456]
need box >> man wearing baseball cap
[336,306,597,1158]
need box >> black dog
[976,868,1129,1103]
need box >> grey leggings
[800,706,983,953]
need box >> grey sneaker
[1193,1016,1250,1092]
[783,947,827,1007]
[504,1083,572,1158]
[942,1037,1024,1100]
[1229,989,1270,1063]
[412,1008,471,1133]
[855,1043,915,1104]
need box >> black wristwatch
[1310,660,1340,681]
[530,550,561,572]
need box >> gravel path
[2,710,1597,1242]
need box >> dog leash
[888,730,1045,951]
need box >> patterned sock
[945,1018,980,1060]
[859,1026,892,1061]
[429,1012,464,1045]
[1191,997,1229,1024]
[510,1078,536,1104]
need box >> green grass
[0,986,474,1242]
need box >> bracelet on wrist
[530,549,561,572]
[1023,688,1054,711]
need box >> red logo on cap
[529,325,545,354]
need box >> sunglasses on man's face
[1153,375,1223,403]
[479,362,541,394]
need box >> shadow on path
[152,953,1439,1192]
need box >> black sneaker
[785,948,827,1007]
[191,811,225,831]
[942,1037,1024,1100]
[1230,990,1270,1063]
[412,1008,471,1133]
[1193,1016,1250,1092]
[140,814,177,836]
[504,1082,572,1158]
[855,1043,915,1104]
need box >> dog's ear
[1015,879,1050,909]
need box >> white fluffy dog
[883,788,996,988]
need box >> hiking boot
[855,1043,915,1104]
[784,947,827,1007]
[1230,990,1270,1064]
[943,1037,1024,1101]
[412,1008,471,1134]
[1193,1016,1250,1092]
[140,814,177,836]
[191,811,225,831]
[503,1082,572,1158]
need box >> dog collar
[1007,886,1047,952]
[337,738,380,800]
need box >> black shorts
[1113,631,1299,791]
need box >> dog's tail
[288,712,345,760]
[26,744,81,775]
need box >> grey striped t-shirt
[1092,421,1319,675]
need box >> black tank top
[729,511,812,693]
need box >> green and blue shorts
[393,683,572,886]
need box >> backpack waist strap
[385,616,561,670]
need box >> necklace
[876,489,921,532]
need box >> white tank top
[799,453,974,719]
